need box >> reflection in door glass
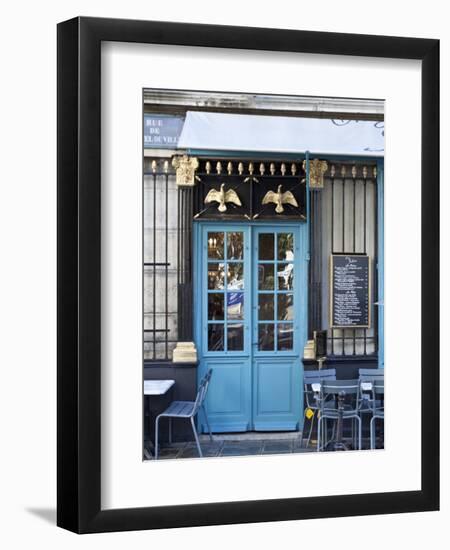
[278,323,293,350]
[258,294,274,320]
[228,324,244,351]
[258,264,274,290]
[207,263,225,289]
[278,233,294,261]
[227,292,244,320]
[278,293,294,320]
[207,232,224,259]
[208,324,224,351]
[277,263,294,290]
[208,293,224,320]
[258,323,274,351]
[227,263,244,289]
[205,228,298,355]
[259,233,274,260]
[227,232,244,260]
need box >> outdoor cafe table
[143,379,175,459]
[144,379,175,396]
[310,381,374,449]
[311,382,373,393]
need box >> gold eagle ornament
[204,183,242,213]
[262,185,298,214]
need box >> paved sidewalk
[145,432,383,459]
[149,434,315,459]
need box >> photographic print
[57,17,438,532]
[142,89,385,460]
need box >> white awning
[178,111,384,157]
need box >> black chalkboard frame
[329,253,372,329]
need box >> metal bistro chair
[317,379,362,451]
[302,368,336,449]
[358,368,384,413]
[358,369,384,446]
[370,379,385,449]
[154,369,213,459]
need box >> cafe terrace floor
[146,431,383,460]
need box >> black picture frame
[57,16,439,533]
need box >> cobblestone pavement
[148,435,315,460]
[145,434,382,459]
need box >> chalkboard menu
[330,254,371,328]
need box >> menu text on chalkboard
[330,254,371,328]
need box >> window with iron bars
[143,157,178,361]
[315,161,379,356]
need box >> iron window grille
[143,157,380,361]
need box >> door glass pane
[227,263,244,289]
[258,324,274,351]
[277,264,294,290]
[208,293,224,320]
[208,324,224,351]
[205,227,298,355]
[277,293,294,321]
[258,264,274,290]
[208,232,224,259]
[278,233,294,261]
[227,232,244,260]
[228,324,244,351]
[227,292,244,320]
[259,233,274,260]
[208,263,225,289]
[278,323,293,350]
[258,294,274,320]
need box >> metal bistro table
[311,382,373,393]
[143,379,175,459]
[311,381,374,450]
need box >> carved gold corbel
[171,155,199,187]
[303,159,328,189]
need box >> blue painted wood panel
[377,160,384,369]
[251,225,306,430]
[195,222,307,432]
[200,358,251,432]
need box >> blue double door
[195,223,308,433]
